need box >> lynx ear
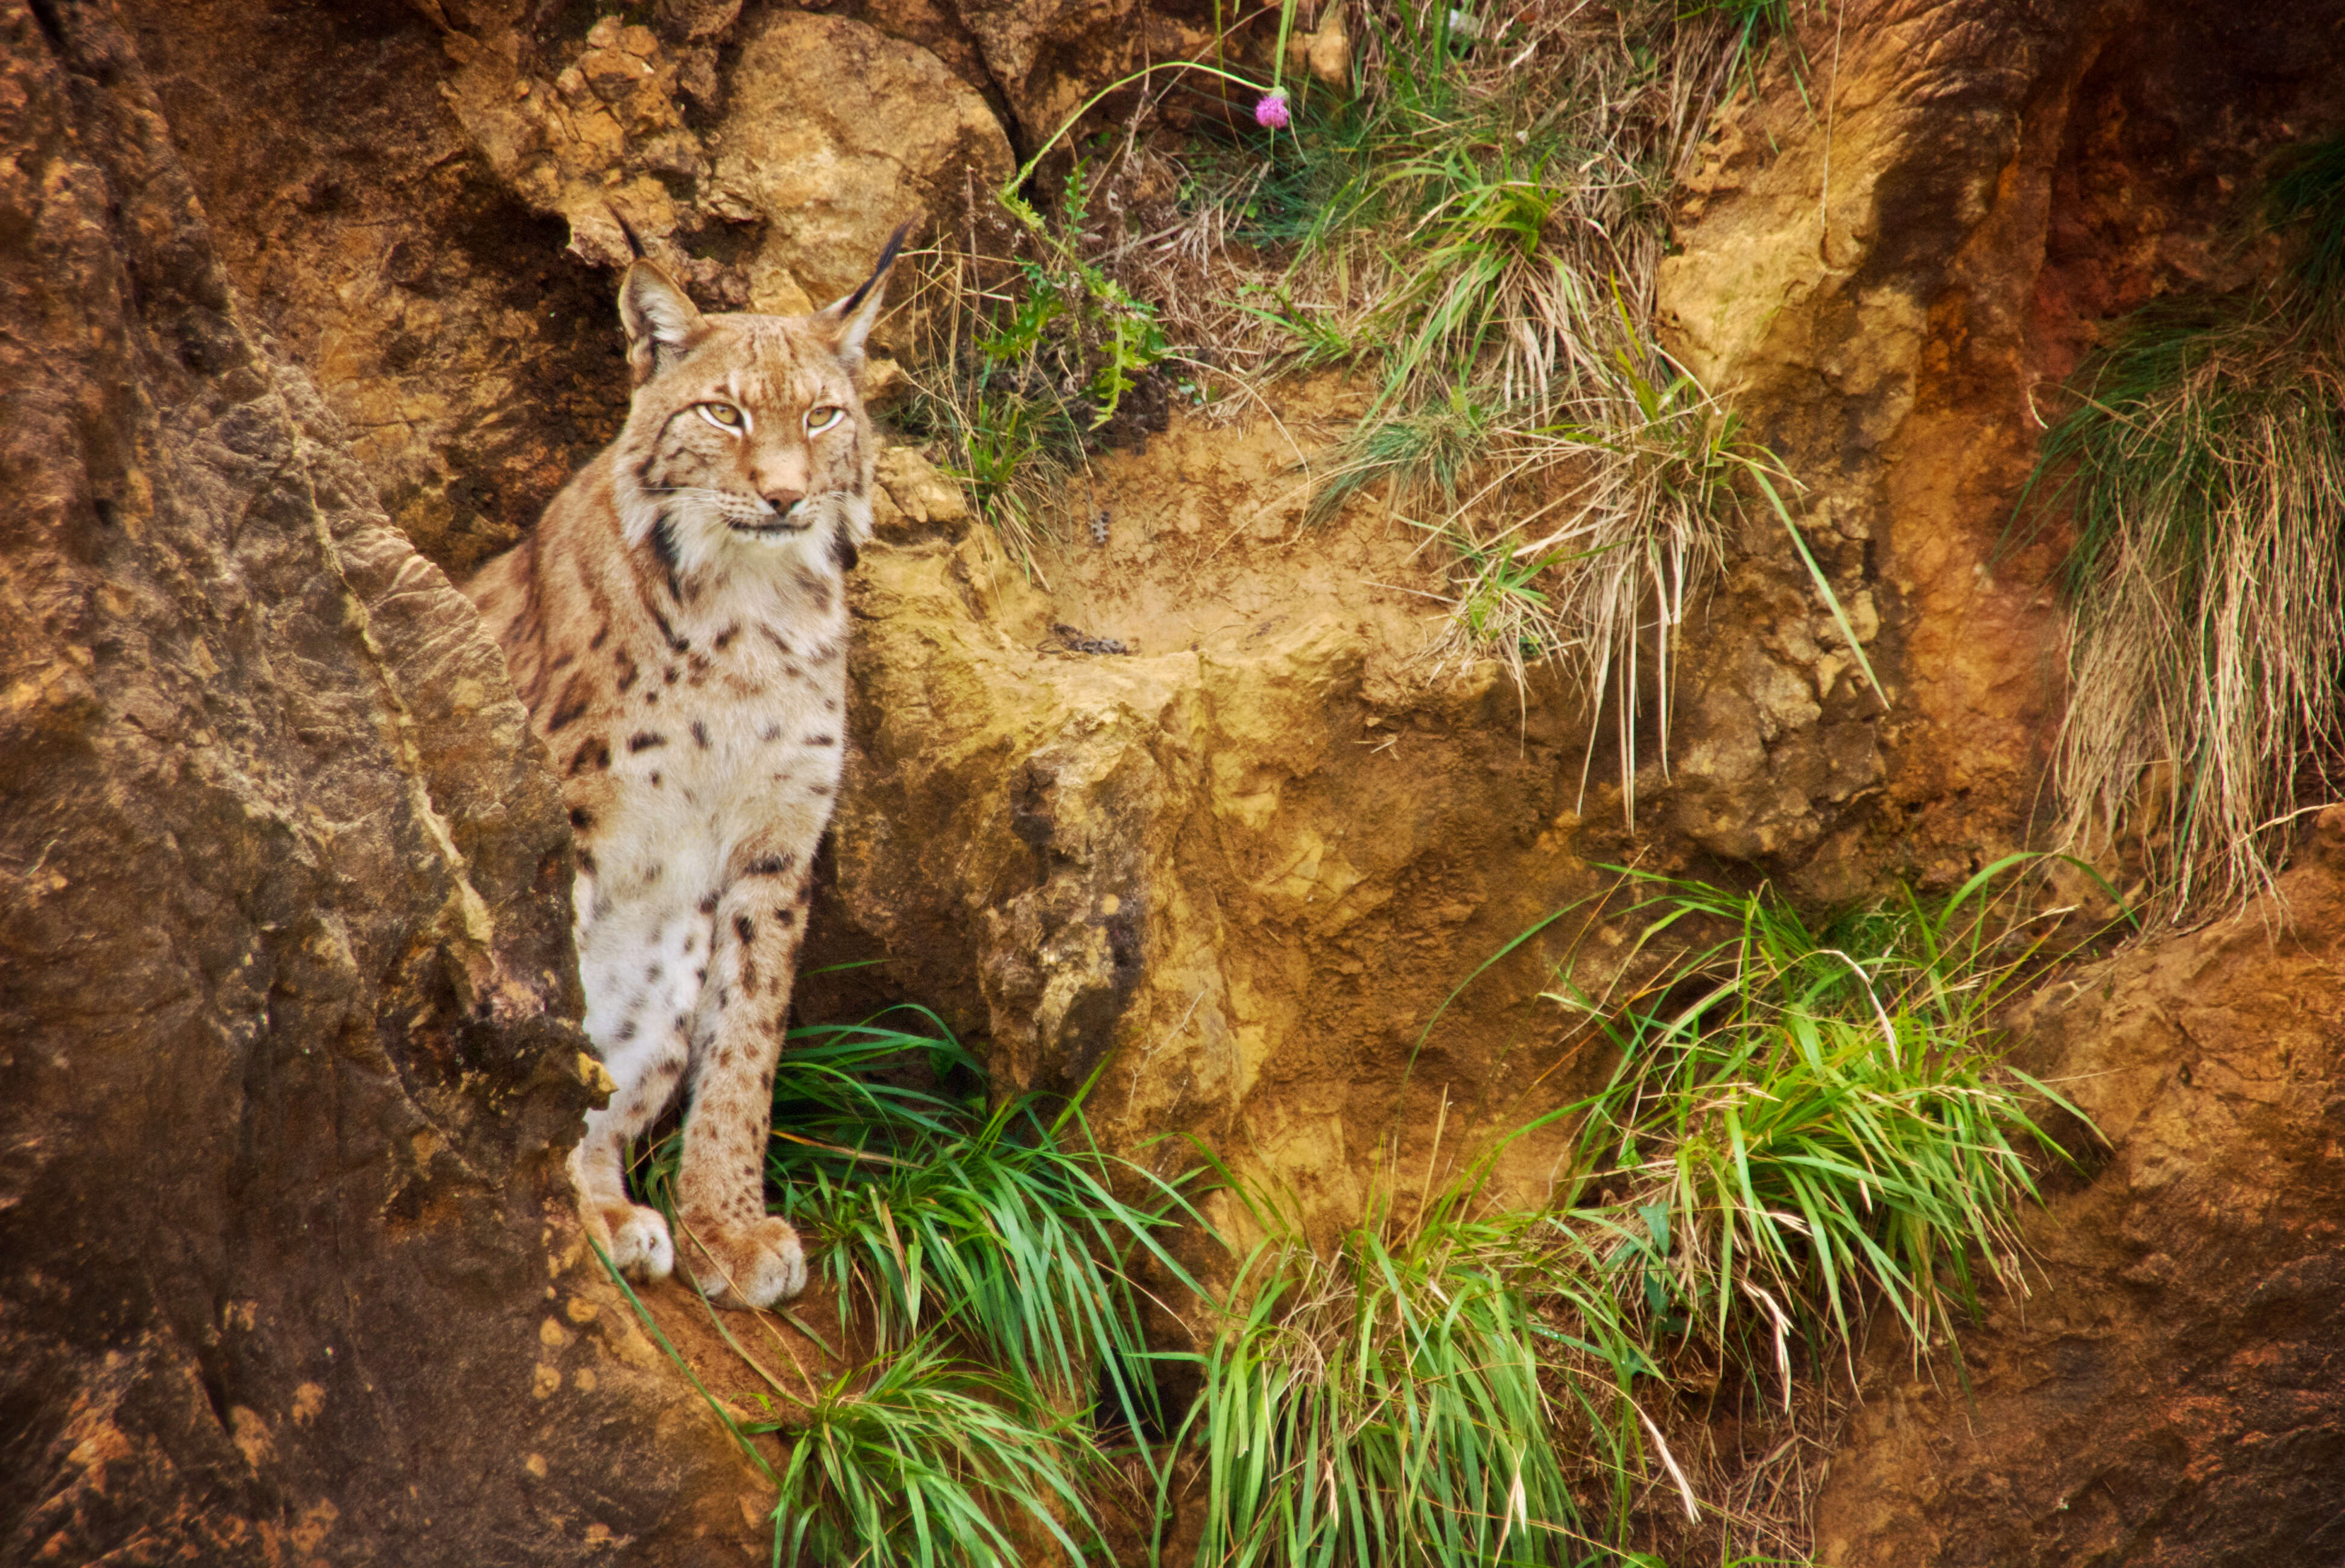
[619,261,704,387]
[815,221,911,373]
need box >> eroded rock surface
[1657,0,2345,900]
[715,10,1014,308]
[0,3,765,1558]
[1813,812,2345,1566]
[809,515,1609,1225]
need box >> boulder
[710,11,1015,311]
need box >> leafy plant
[990,160,1176,431]
[894,161,1176,568]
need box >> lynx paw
[595,1201,675,1283]
[679,1214,808,1309]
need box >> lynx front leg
[673,844,814,1307]
[572,900,714,1282]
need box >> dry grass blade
[2041,332,2345,916]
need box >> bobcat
[466,230,904,1307]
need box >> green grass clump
[771,1015,1191,1437]
[1413,358,1867,823]
[1152,0,1860,821]
[632,1008,1201,1565]
[2018,134,2345,917]
[1551,861,2083,1358]
[616,865,2082,1567]
[1182,859,2089,1568]
[765,1339,1104,1568]
[1183,1195,1650,1568]
[1212,2,1701,427]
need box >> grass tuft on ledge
[1176,858,2091,1568]
[2018,132,2345,918]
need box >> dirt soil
[1031,378,1452,663]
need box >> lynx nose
[752,452,808,514]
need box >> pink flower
[1254,90,1291,130]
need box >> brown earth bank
[7,0,2345,1561]
[1815,812,2345,1567]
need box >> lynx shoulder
[466,230,905,1307]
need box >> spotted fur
[466,232,904,1308]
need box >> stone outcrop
[714,10,1016,309]
[1657,0,2345,901]
[435,4,1014,308]
[806,514,1609,1224]
[833,0,1160,151]
[0,2,765,1558]
[121,0,638,581]
[1812,811,2345,1566]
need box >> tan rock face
[803,504,1609,1229]
[0,2,762,1558]
[1812,812,2345,1566]
[1657,0,2345,900]
[713,11,1014,309]
[121,0,638,580]
[821,0,1188,150]
[437,9,716,278]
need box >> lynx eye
[695,402,747,433]
[805,405,847,437]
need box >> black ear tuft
[817,221,914,370]
[606,203,647,261]
[837,223,912,317]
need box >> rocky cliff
[7,0,2345,1561]
[0,2,767,1557]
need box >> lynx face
[611,262,881,591]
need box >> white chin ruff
[624,490,867,579]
